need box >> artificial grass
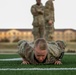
[0,70,76,75]
[0,54,19,59]
[0,54,76,68]
[0,54,76,75]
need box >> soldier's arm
[55,40,66,64]
[44,3,50,21]
[48,42,62,58]
[49,10,55,22]
[50,1,55,21]
[37,7,44,14]
[44,1,55,23]
[31,5,38,16]
[54,53,64,65]
[18,40,32,64]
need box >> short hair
[34,38,47,50]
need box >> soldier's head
[36,0,41,5]
[34,38,48,63]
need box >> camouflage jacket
[31,3,44,26]
[44,0,55,22]
[18,40,64,64]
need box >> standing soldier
[31,0,45,40]
[44,0,55,41]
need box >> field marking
[0,68,76,70]
[0,58,22,61]
[65,53,76,55]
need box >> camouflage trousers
[32,26,45,40]
[45,23,54,41]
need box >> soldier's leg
[39,26,45,38]
[45,25,53,41]
[47,23,54,41]
[32,26,40,40]
[45,26,49,41]
[51,23,54,34]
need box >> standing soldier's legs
[48,23,54,41]
[32,26,40,40]
[39,26,45,38]
[51,23,54,34]
[45,23,54,41]
[45,26,49,41]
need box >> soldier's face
[36,0,41,5]
[34,46,47,63]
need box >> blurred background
[0,0,76,54]
[0,28,76,54]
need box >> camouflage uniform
[44,0,55,41]
[31,3,45,40]
[18,40,65,64]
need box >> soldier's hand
[54,60,62,65]
[21,60,29,64]
[48,20,53,25]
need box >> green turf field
[0,54,76,75]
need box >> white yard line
[0,68,76,70]
[65,53,76,55]
[0,58,22,61]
